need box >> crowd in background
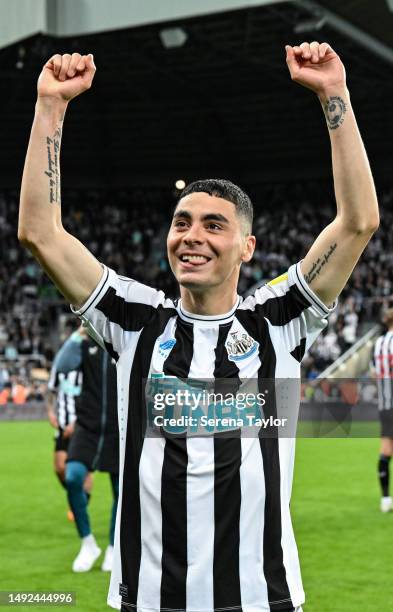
[1,182,392,398]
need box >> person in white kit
[373,308,393,513]
[18,41,379,611]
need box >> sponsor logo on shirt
[225,331,259,362]
[158,338,176,359]
[59,378,81,396]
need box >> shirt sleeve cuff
[70,265,110,317]
[290,261,337,318]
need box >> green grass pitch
[0,421,392,611]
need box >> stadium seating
[1,182,392,387]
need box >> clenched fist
[37,53,96,102]
[285,42,346,96]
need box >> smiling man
[168,182,255,312]
[18,42,379,612]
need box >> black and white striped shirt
[374,331,393,410]
[48,365,82,429]
[73,261,334,612]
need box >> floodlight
[159,27,188,49]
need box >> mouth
[178,254,212,269]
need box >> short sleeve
[287,261,336,352]
[54,333,83,373]
[245,261,337,361]
[71,265,174,358]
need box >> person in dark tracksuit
[55,325,119,573]
[47,349,93,521]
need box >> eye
[174,220,188,229]
[207,223,222,231]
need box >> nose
[182,223,204,245]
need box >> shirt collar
[177,296,241,325]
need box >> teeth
[181,255,209,262]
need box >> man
[54,325,119,572]
[373,308,393,513]
[18,42,379,611]
[47,337,92,521]
[0,362,10,392]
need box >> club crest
[225,331,259,362]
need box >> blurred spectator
[1,181,392,389]
[10,376,31,404]
[0,363,10,391]
[0,382,11,404]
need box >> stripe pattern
[374,331,393,410]
[71,262,334,612]
[48,366,82,428]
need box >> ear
[241,235,256,263]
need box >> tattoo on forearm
[304,243,337,285]
[324,96,347,130]
[44,123,62,204]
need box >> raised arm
[18,53,103,308]
[285,41,379,306]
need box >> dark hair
[383,307,393,327]
[178,179,253,232]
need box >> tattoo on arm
[44,121,63,205]
[324,96,347,130]
[304,243,338,285]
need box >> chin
[177,274,212,291]
[179,279,208,291]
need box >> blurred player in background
[18,42,379,611]
[55,325,119,572]
[373,308,393,512]
[47,339,92,520]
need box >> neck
[179,286,239,316]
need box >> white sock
[82,534,97,548]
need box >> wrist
[318,86,350,131]
[35,96,68,120]
[318,85,349,104]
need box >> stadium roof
[1,1,392,189]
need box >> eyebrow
[173,210,230,224]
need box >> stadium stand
[1,181,392,389]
